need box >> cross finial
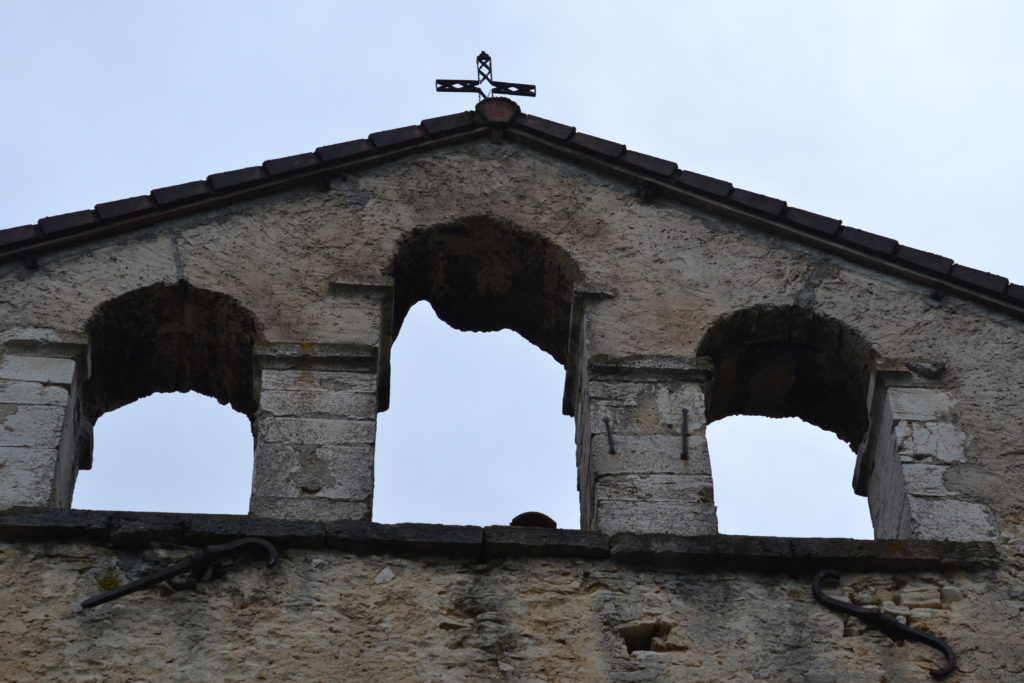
[436,51,536,101]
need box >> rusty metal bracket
[812,569,956,679]
[81,537,278,609]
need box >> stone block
[589,382,706,437]
[259,388,376,419]
[260,368,376,394]
[595,499,718,535]
[0,447,60,507]
[257,416,375,446]
[885,388,951,422]
[869,491,908,540]
[0,355,76,385]
[594,473,715,503]
[905,497,997,541]
[898,587,942,608]
[252,443,373,499]
[0,507,111,541]
[588,433,711,475]
[900,463,955,497]
[0,405,66,449]
[110,512,187,548]
[893,420,966,462]
[610,533,788,569]
[0,380,69,406]
[249,495,370,522]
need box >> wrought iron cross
[436,52,536,101]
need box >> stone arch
[82,283,259,423]
[380,217,580,524]
[696,305,875,447]
[390,216,579,364]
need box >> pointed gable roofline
[2,98,1022,317]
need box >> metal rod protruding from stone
[603,416,616,455]
[682,408,689,460]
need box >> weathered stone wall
[0,511,1015,682]
[2,137,1020,539]
[1,120,1023,679]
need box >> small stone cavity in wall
[620,620,684,653]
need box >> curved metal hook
[203,537,279,567]
[812,570,956,679]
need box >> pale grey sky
[3,1,1021,537]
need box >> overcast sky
[3,2,1021,538]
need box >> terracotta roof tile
[208,166,267,191]
[263,153,320,177]
[838,226,898,256]
[0,225,38,248]
[2,101,1021,314]
[784,207,841,237]
[421,112,477,135]
[369,125,424,150]
[950,264,1008,294]
[38,210,97,237]
[1007,284,1024,305]
[95,196,156,221]
[621,150,677,178]
[895,245,953,276]
[569,132,625,160]
[151,180,211,206]
[673,170,733,198]
[730,188,786,218]
[517,114,574,141]
[316,139,374,164]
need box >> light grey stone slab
[0,356,76,385]
[0,380,69,406]
[0,405,66,449]
[258,416,376,446]
[0,447,59,507]
[885,387,952,422]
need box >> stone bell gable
[1,97,1023,680]
[1,98,1019,543]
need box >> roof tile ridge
[0,104,1017,304]
[0,108,494,252]
[505,108,1010,299]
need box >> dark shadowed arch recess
[697,306,875,447]
[391,218,578,365]
[83,283,258,422]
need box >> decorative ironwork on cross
[436,52,536,101]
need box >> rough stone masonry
[0,98,1021,680]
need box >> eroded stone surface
[0,138,1022,678]
[0,540,1017,682]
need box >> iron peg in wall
[681,408,689,460]
[603,416,616,455]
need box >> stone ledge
[0,508,1000,570]
[483,526,609,559]
[325,520,483,559]
[610,533,999,571]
